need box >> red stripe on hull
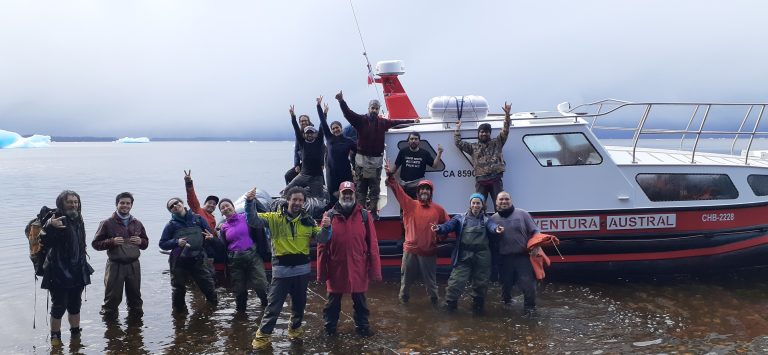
[553,234,768,263]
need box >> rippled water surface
[2,141,768,354]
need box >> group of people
[36,94,546,351]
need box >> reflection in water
[23,269,768,354]
[102,313,147,354]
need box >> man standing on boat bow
[454,102,512,211]
[336,90,419,219]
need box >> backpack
[25,207,55,277]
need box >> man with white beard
[316,181,381,336]
[385,161,451,306]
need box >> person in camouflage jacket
[454,102,512,210]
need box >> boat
[367,60,768,275]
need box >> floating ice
[0,129,51,149]
[115,137,150,143]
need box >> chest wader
[228,247,268,311]
[170,226,217,312]
[445,225,492,311]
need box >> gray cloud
[1,0,766,138]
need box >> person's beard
[65,209,79,219]
[339,198,355,209]
[409,143,419,150]
[418,192,431,203]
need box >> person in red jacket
[385,161,451,305]
[183,170,218,235]
[91,192,149,317]
[335,91,419,219]
[317,181,382,337]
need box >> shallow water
[2,142,768,354]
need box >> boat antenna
[348,0,386,116]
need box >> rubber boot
[472,297,485,315]
[235,294,247,313]
[441,300,457,312]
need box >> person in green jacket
[250,186,330,350]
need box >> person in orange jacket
[489,191,540,313]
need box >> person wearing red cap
[316,181,382,336]
[385,161,451,305]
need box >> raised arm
[385,159,413,209]
[432,144,444,168]
[184,170,202,213]
[317,97,333,140]
[454,121,473,154]
[498,102,512,144]
[336,90,364,128]
[244,188,265,228]
[289,105,303,143]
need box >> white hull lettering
[606,214,676,230]
[534,216,600,232]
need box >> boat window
[523,133,602,167]
[636,173,739,201]
[747,175,768,196]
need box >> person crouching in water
[249,187,328,350]
[158,198,218,314]
[432,193,503,313]
[218,196,269,313]
[317,181,382,337]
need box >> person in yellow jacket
[248,186,330,350]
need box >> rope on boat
[306,286,399,354]
[347,0,385,116]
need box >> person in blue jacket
[432,193,503,313]
[158,197,218,314]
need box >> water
[2,141,768,354]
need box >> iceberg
[0,129,51,149]
[115,137,150,143]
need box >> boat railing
[567,100,768,164]
[399,100,768,164]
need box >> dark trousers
[500,254,536,310]
[475,177,504,212]
[284,167,299,185]
[228,249,268,309]
[285,173,326,197]
[258,274,310,334]
[323,292,369,331]
[170,256,217,310]
[50,287,84,319]
[102,259,142,312]
[354,166,382,211]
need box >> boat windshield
[523,133,602,167]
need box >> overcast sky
[1,0,766,138]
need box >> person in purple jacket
[218,197,269,313]
[335,90,419,218]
